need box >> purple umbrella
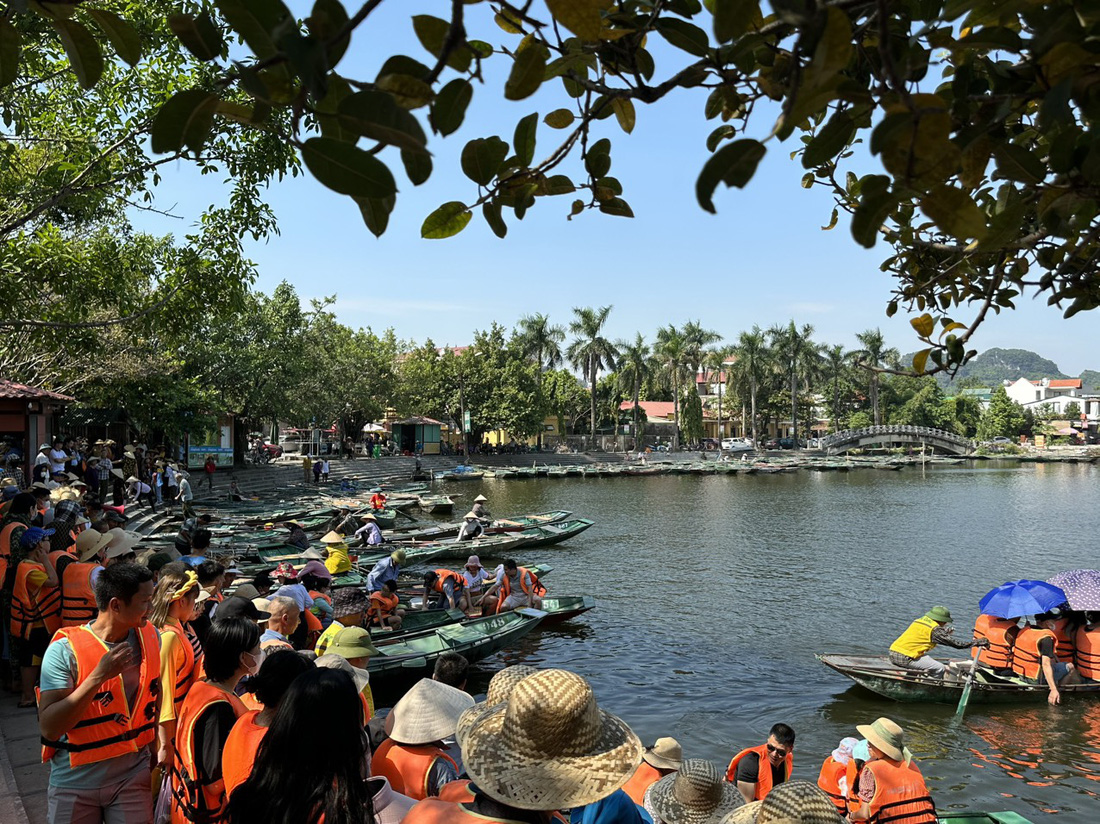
[1047,569,1100,611]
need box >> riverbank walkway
[0,689,41,824]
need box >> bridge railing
[821,425,974,450]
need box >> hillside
[1081,370,1100,393]
[901,347,1080,387]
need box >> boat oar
[954,646,982,722]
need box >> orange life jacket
[40,622,161,767]
[725,744,792,800]
[1074,625,1100,680]
[369,591,399,625]
[372,738,459,801]
[1011,627,1059,680]
[864,758,936,824]
[847,762,864,815]
[1050,618,1075,661]
[0,520,28,587]
[495,567,546,612]
[431,569,465,593]
[622,761,665,805]
[403,798,528,824]
[60,562,99,627]
[171,681,246,824]
[816,756,853,816]
[437,779,476,804]
[222,709,266,799]
[11,561,61,639]
[971,615,1018,669]
[161,619,198,713]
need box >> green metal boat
[937,813,1033,824]
[367,608,546,679]
[417,495,455,514]
[385,593,593,636]
[514,518,594,549]
[819,654,1100,704]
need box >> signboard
[1034,434,1046,449]
[463,410,471,432]
[188,446,234,469]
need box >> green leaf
[422,201,472,239]
[543,174,576,195]
[910,313,935,338]
[611,98,635,134]
[695,138,765,213]
[494,11,524,34]
[215,0,292,60]
[505,47,546,100]
[706,125,735,152]
[0,19,20,87]
[585,138,612,178]
[920,185,988,241]
[712,0,759,43]
[483,202,508,238]
[355,194,395,238]
[849,174,896,248]
[599,197,634,217]
[168,13,224,62]
[544,108,575,129]
[315,75,357,143]
[300,136,397,198]
[413,15,449,57]
[801,110,855,168]
[994,143,1046,185]
[337,90,427,152]
[377,55,431,80]
[429,79,472,136]
[513,113,538,166]
[545,0,603,41]
[308,0,351,68]
[52,19,103,90]
[461,137,509,186]
[86,9,141,66]
[911,348,931,374]
[376,74,434,108]
[151,89,219,154]
[401,148,432,185]
[655,18,710,57]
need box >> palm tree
[730,327,768,446]
[616,333,651,444]
[854,328,900,426]
[516,313,565,379]
[567,306,618,440]
[681,320,722,381]
[769,321,822,447]
[822,344,851,432]
[654,325,693,451]
[704,347,731,443]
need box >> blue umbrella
[978,580,1067,619]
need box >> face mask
[243,649,265,676]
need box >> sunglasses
[766,743,790,757]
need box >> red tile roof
[0,379,74,402]
[1048,379,1082,388]
[619,401,676,419]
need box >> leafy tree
[567,306,618,440]
[976,387,1027,441]
[680,390,704,447]
[1064,402,1082,420]
[542,368,588,436]
[514,313,564,446]
[9,1,1100,371]
[889,378,952,429]
[769,321,821,447]
[615,333,651,442]
[854,329,900,426]
[703,347,731,439]
[821,344,855,432]
[848,411,873,429]
[653,325,692,451]
[730,326,768,446]
[681,320,721,380]
[942,393,984,438]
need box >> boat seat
[438,624,484,645]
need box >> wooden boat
[433,468,484,481]
[819,654,1100,704]
[491,510,572,530]
[417,495,455,515]
[429,533,530,560]
[355,543,452,568]
[514,518,594,549]
[383,592,592,636]
[367,608,546,679]
[621,465,664,476]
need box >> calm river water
[432,461,1100,821]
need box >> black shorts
[15,626,50,667]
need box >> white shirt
[178,478,192,501]
[49,449,67,474]
[164,466,176,485]
[462,568,490,592]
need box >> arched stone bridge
[821,425,975,455]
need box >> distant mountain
[901,347,1078,387]
[1081,370,1100,393]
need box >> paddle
[954,646,982,722]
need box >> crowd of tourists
[888,605,1100,704]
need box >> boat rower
[320,530,351,575]
[453,512,484,542]
[470,495,491,523]
[369,490,388,511]
[354,513,385,546]
[888,606,986,678]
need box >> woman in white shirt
[459,555,490,615]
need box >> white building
[1003,377,1100,424]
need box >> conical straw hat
[649,759,743,824]
[389,678,474,746]
[461,669,641,810]
[320,531,345,544]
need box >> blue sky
[131,1,1099,376]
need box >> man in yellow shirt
[889,606,987,677]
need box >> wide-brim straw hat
[315,653,371,694]
[320,531,345,544]
[461,669,641,810]
[727,782,845,824]
[390,678,474,745]
[76,529,112,562]
[391,549,407,564]
[105,530,142,558]
[650,759,743,824]
[856,717,911,763]
[455,664,538,747]
[643,737,683,770]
